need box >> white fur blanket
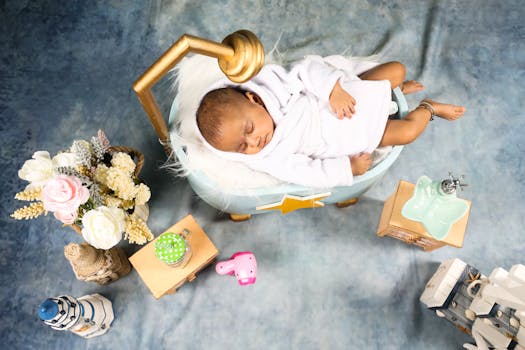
[168,54,284,189]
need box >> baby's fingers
[336,101,357,119]
[346,104,355,117]
[349,101,355,114]
[338,105,353,119]
[336,106,348,119]
[358,152,371,160]
[339,107,349,119]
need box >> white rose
[52,152,76,168]
[81,206,126,249]
[18,151,54,187]
[18,151,77,188]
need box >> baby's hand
[329,80,356,119]
[350,153,372,176]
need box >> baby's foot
[422,99,466,120]
[401,80,424,94]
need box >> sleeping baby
[195,55,465,188]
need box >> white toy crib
[134,30,409,221]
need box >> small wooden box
[129,214,219,299]
[377,181,471,252]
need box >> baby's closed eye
[238,142,248,152]
[246,121,254,134]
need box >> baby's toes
[455,107,466,117]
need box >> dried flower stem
[125,216,154,245]
[15,188,42,201]
[11,202,47,220]
[97,129,111,150]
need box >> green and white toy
[154,230,192,267]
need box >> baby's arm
[350,153,372,175]
[292,56,357,119]
[329,80,356,119]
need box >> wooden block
[377,191,397,237]
[376,181,471,251]
[129,214,219,299]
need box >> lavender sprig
[71,140,92,168]
[89,183,105,207]
[91,136,106,162]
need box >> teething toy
[215,252,257,285]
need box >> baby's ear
[244,91,264,106]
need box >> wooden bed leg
[230,214,251,222]
[335,197,359,208]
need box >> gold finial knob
[218,30,265,83]
[133,29,265,153]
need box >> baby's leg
[379,100,466,146]
[359,61,406,90]
[359,62,424,94]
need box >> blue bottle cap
[38,299,59,320]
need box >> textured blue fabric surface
[1,1,524,349]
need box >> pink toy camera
[215,252,257,285]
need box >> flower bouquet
[11,130,154,249]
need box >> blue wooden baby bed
[133,30,409,220]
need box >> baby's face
[214,92,275,154]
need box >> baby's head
[197,88,274,155]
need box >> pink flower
[53,210,78,225]
[42,175,90,216]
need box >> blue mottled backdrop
[1,1,524,349]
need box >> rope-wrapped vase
[64,242,131,285]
